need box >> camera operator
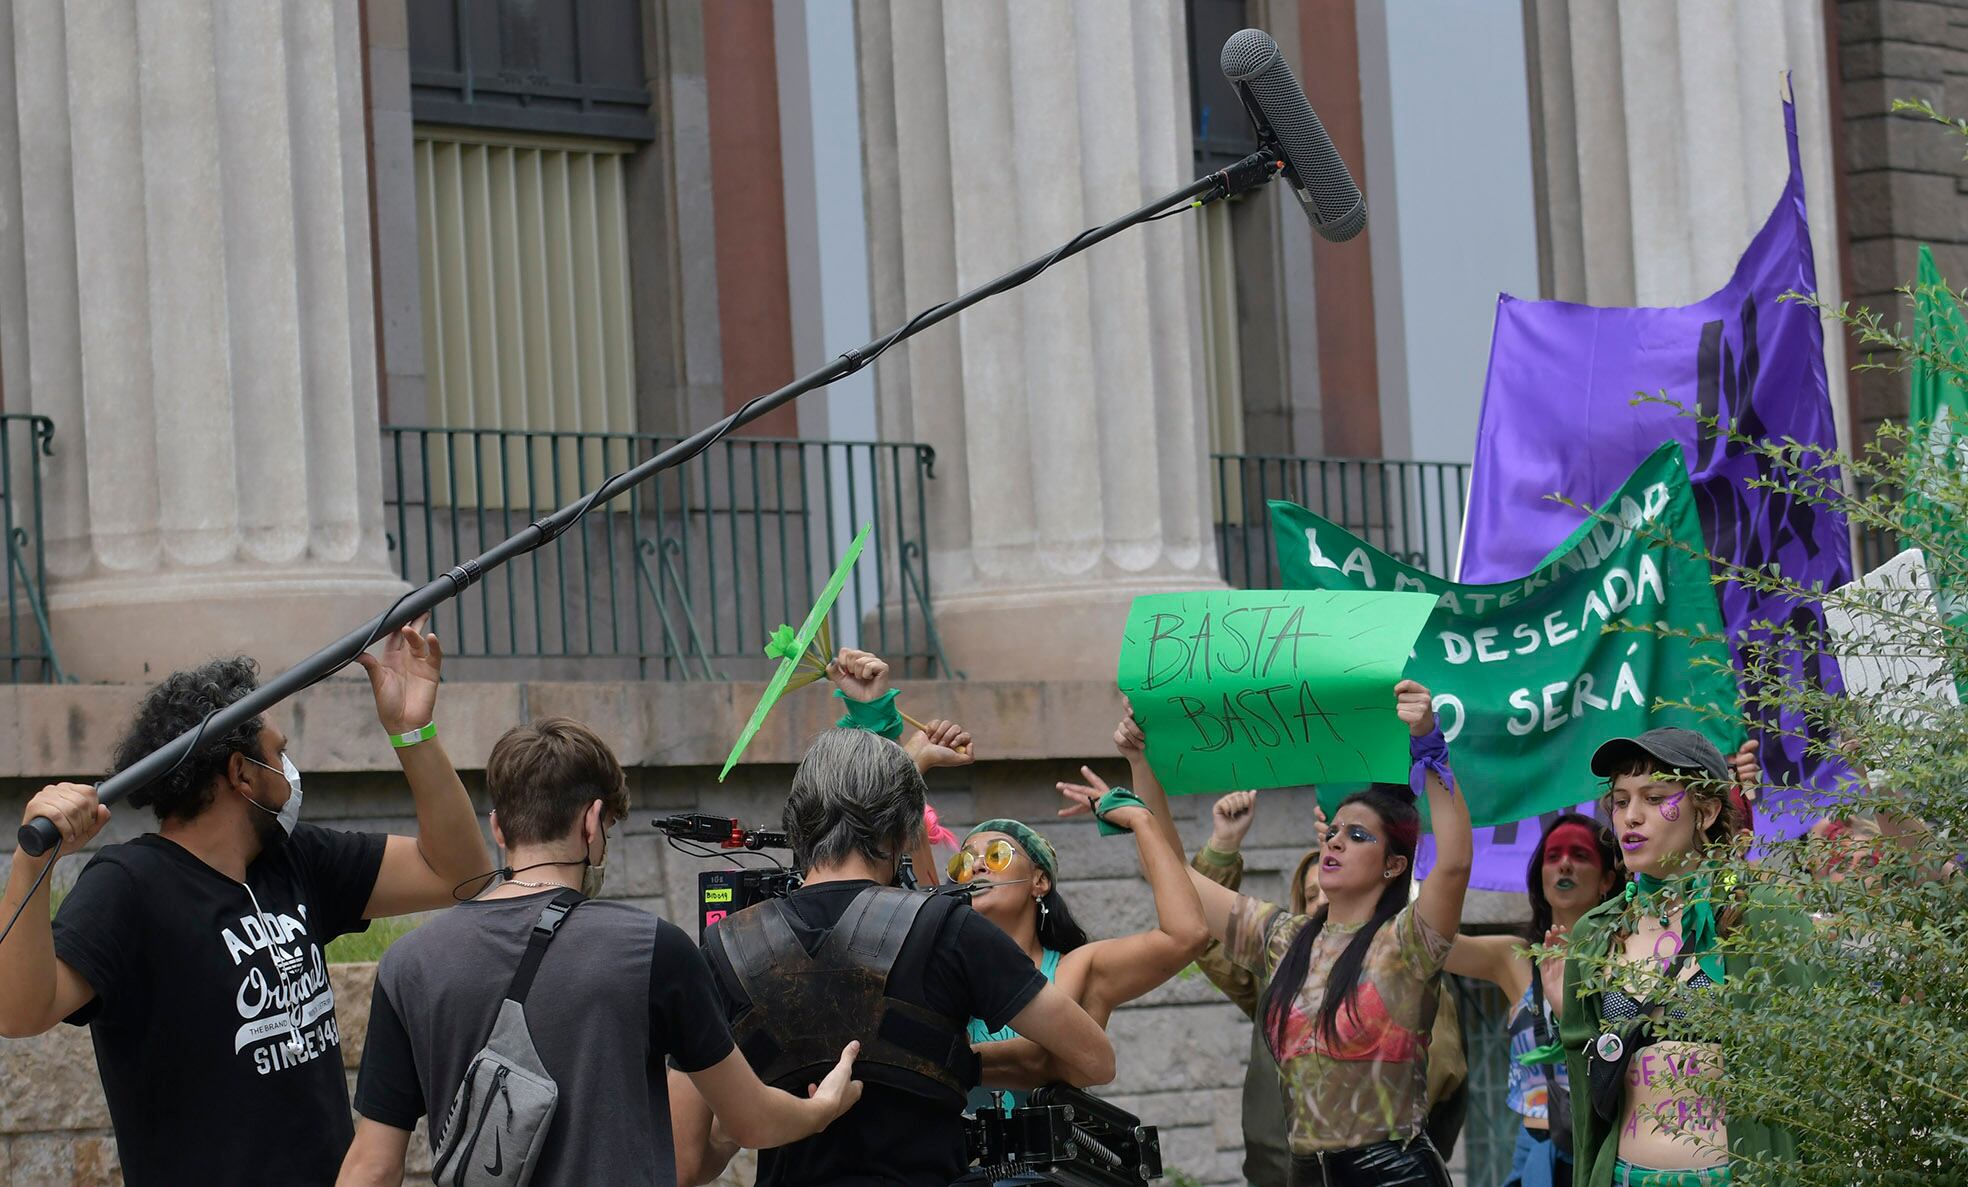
[681,727,1114,1187]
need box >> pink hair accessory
[923,802,958,848]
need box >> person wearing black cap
[1557,727,1810,1187]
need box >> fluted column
[857,0,1219,681]
[0,0,403,680]
[1526,0,1851,450]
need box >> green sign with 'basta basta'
[1269,441,1741,827]
[1116,588,1439,794]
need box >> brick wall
[1839,0,1968,440]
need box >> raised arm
[0,783,108,1037]
[1401,679,1472,941]
[1063,704,1245,945]
[1443,933,1530,1001]
[355,619,492,918]
[1045,781,1209,1026]
[901,718,974,888]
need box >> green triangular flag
[719,522,875,781]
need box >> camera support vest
[704,886,978,1106]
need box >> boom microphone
[1220,28,1366,242]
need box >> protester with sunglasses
[951,734,1208,1099]
[1108,680,1472,1187]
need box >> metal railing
[1213,454,1471,589]
[1452,974,1518,1185]
[382,427,949,681]
[1,413,63,682]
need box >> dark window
[1187,0,1262,173]
[410,0,654,141]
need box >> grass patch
[326,914,424,964]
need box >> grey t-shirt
[354,893,734,1186]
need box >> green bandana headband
[966,818,1058,882]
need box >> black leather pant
[1287,1133,1452,1187]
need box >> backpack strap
[504,888,585,1005]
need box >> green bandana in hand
[1091,787,1148,837]
[1627,871,1727,986]
[834,688,906,741]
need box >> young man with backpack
[338,716,861,1187]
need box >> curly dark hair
[112,657,266,823]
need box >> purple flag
[1461,96,1849,836]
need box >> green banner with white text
[1269,442,1741,827]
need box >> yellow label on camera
[704,888,734,903]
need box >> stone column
[1525,0,1852,451]
[0,0,405,680]
[857,0,1220,681]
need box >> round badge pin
[1595,1032,1624,1062]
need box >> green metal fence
[1,413,63,682]
[381,427,949,680]
[1213,454,1472,587]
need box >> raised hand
[906,719,975,771]
[1393,678,1436,738]
[19,782,109,856]
[826,648,890,702]
[1113,700,1147,756]
[1729,739,1760,788]
[1208,790,1258,852]
[355,614,442,735]
[1055,765,1112,819]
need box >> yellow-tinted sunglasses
[948,838,1017,884]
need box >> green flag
[1902,244,1968,623]
[1116,588,1438,794]
[1269,442,1740,828]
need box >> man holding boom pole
[0,618,490,1186]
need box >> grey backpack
[431,889,583,1187]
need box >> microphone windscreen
[1221,28,1366,242]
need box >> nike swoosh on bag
[484,1131,503,1178]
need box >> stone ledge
[0,679,1131,781]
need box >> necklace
[504,878,559,891]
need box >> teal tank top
[967,948,1063,1113]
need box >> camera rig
[966,1086,1163,1187]
[652,814,802,938]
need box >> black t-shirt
[51,825,386,1187]
[354,894,734,1186]
[711,880,1047,1187]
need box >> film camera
[654,812,941,938]
[652,814,803,938]
[966,1086,1163,1187]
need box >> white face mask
[242,752,304,838]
